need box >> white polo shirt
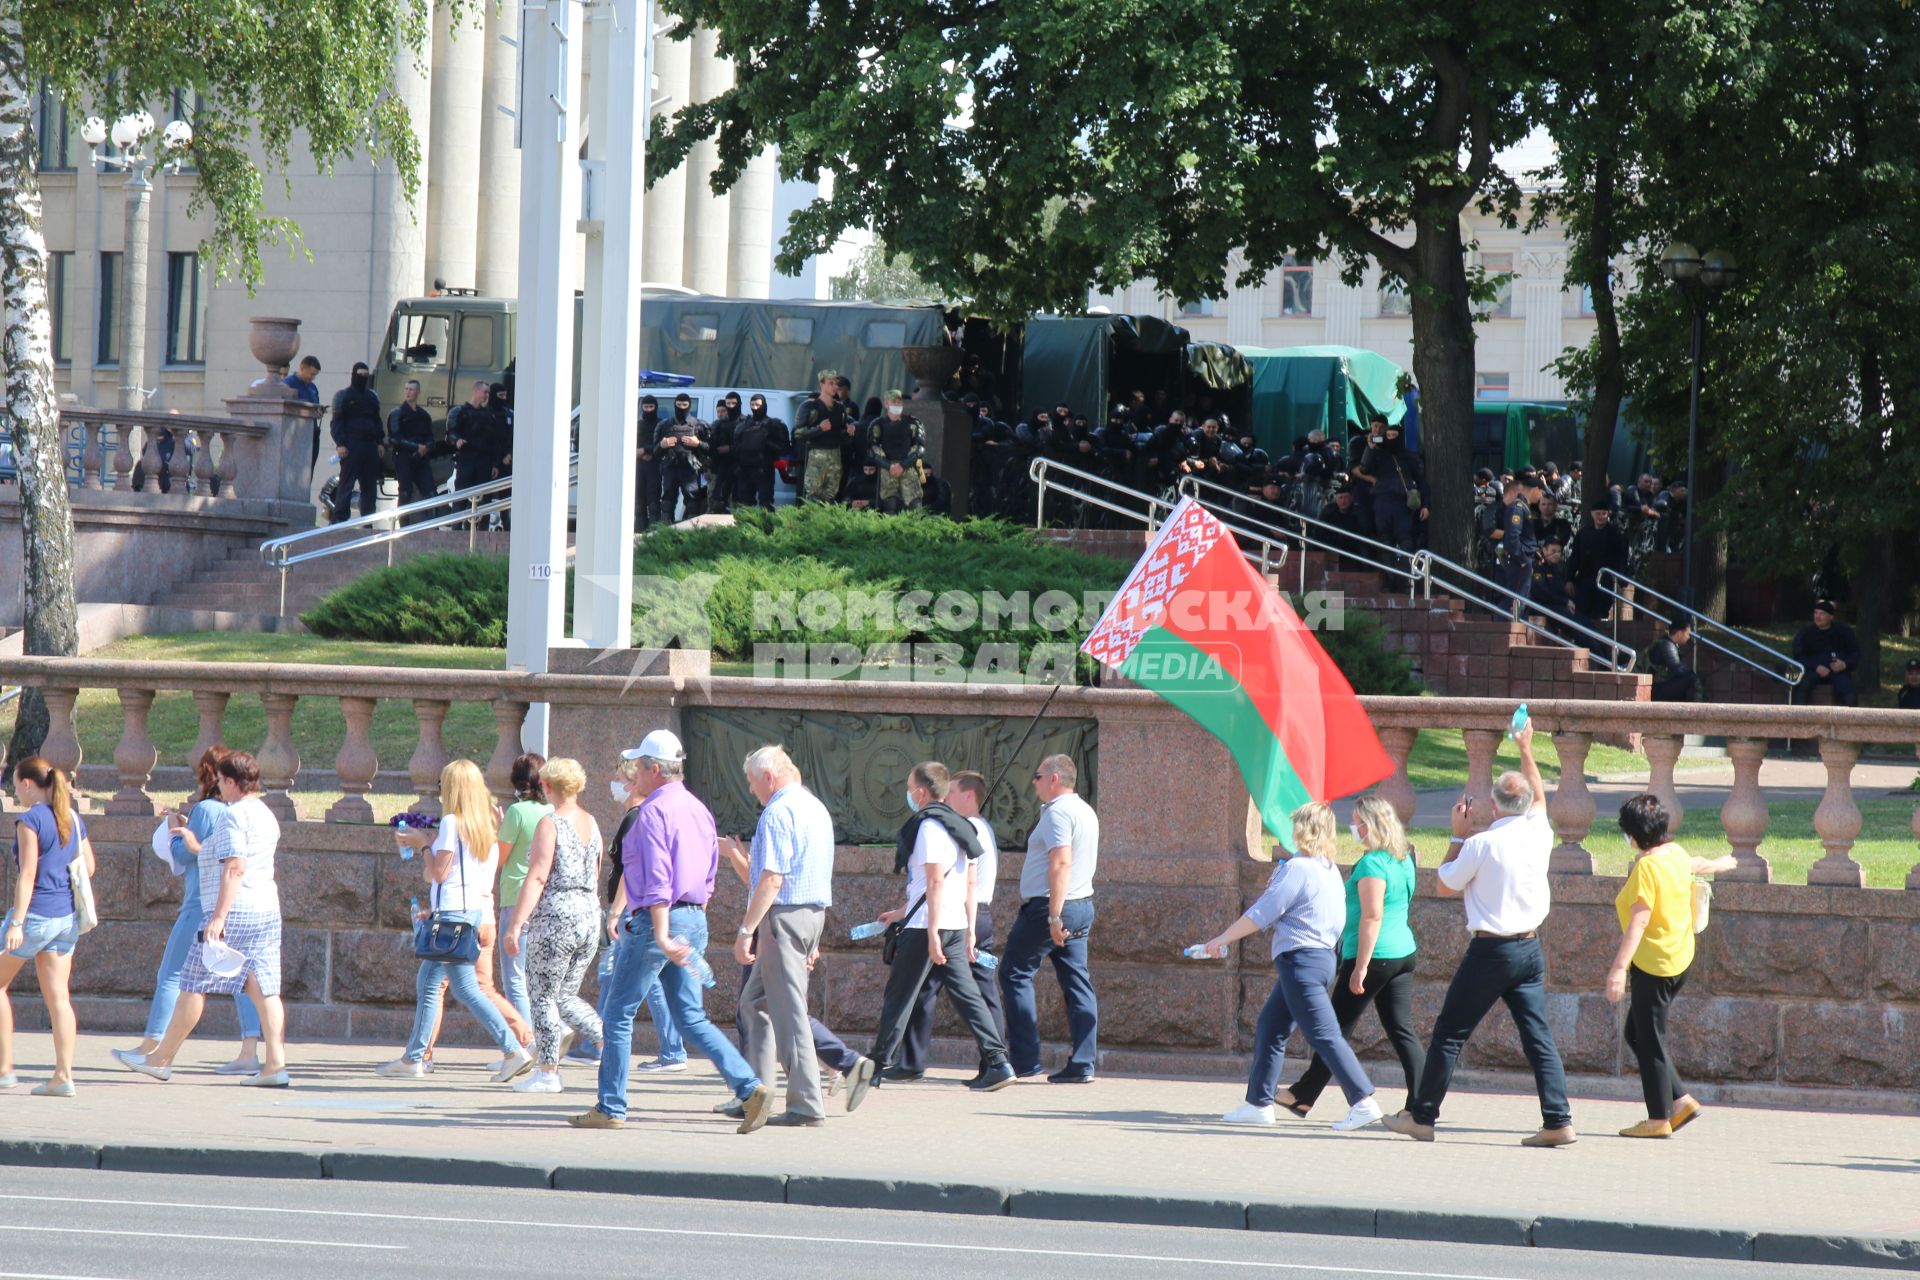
[1437,809,1553,935]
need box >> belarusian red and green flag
[1081,496,1392,852]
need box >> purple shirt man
[622,779,718,909]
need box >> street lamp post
[1656,241,1738,609]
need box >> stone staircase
[187,528,516,623]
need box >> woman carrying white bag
[1604,793,1736,1140]
[1,755,97,1097]
[113,745,264,1075]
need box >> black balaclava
[640,396,658,422]
[673,396,691,423]
[749,396,767,419]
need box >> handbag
[70,849,99,936]
[881,892,927,966]
[1391,456,1421,512]
[413,829,481,963]
[1690,878,1713,935]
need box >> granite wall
[16,814,1920,1105]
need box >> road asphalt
[0,1167,1884,1280]
[1,1033,1918,1271]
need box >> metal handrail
[1597,567,1805,692]
[1411,551,1638,673]
[1027,457,1293,575]
[1176,475,1423,601]
[260,470,523,568]
[1174,474,1636,673]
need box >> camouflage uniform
[868,409,927,511]
[794,391,850,504]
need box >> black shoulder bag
[881,891,927,966]
[413,828,482,964]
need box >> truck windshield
[390,313,452,369]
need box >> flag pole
[984,680,1065,809]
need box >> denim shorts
[3,911,79,958]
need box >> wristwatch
[1048,914,1064,925]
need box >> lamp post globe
[81,116,107,147]
[109,113,141,151]
[1701,249,1739,292]
[1660,241,1703,283]
[161,119,194,154]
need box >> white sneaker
[635,1059,688,1073]
[513,1069,563,1094]
[215,1056,262,1077]
[1333,1096,1385,1132]
[1222,1102,1276,1125]
[492,1046,535,1084]
[377,1058,427,1079]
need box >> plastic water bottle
[406,896,421,941]
[1508,702,1530,738]
[976,951,1000,972]
[669,936,717,989]
[849,920,888,941]
[1183,944,1216,960]
[398,841,415,862]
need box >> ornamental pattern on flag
[1081,499,1223,669]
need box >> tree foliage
[829,239,943,305]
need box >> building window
[1178,297,1217,318]
[456,313,496,368]
[1476,252,1514,318]
[677,313,719,343]
[50,252,73,366]
[167,89,204,173]
[773,316,814,345]
[1379,274,1411,317]
[1475,371,1510,401]
[1280,255,1314,316]
[165,252,207,365]
[97,251,123,365]
[35,81,77,172]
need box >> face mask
[751,404,766,419]
[609,779,629,804]
[352,372,370,390]
[887,405,903,419]
[1349,823,1364,847]
[641,407,656,419]
[1369,435,1383,446]
[904,788,920,814]
[674,405,689,421]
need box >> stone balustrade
[0,658,1915,888]
[60,407,271,501]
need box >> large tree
[650,0,1544,561]
[3,1,446,760]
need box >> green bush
[301,552,509,647]
[298,509,1420,693]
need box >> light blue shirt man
[748,782,835,908]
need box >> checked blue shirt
[748,783,836,908]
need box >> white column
[371,38,433,336]
[1520,248,1569,398]
[642,20,691,287]
[475,0,522,296]
[683,28,732,294]
[1224,253,1263,347]
[1323,272,1364,347]
[572,0,645,649]
[426,5,484,290]
[727,145,777,298]
[508,0,584,750]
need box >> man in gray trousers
[726,745,863,1125]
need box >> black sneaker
[879,1066,925,1082]
[1047,1068,1096,1085]
[969,1062,1017,1092]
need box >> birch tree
[3,0,451,759]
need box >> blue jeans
[596,905,759,1120]
[403,912,519,1062]
[498,906,532,1025]
[147,900,259,1040]
[1246,947,1373,1108]
[1409,936,1570,1129]
[588,931,685,1064]
[999,897,1098,1076]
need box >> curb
[6,1137,1917,1271]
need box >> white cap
[201,939,247,979]
[621,729,684,762]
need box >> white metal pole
[506,0,584,751]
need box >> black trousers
[708,460,735,513]
[393,453,436,521]
[1651,671,1701,703]
[870,926,1009,1077]
[900,905,1003,1074]
[331,442,382,522]
[733,460,775,509]
[1793,669,1857,707]
[635,458,661,530]
[1626,964,1687,1119]
[1288,953,1424,1109]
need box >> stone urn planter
[901,343,961,400]
[248,316,302,392]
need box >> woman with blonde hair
[503,758,605,1092]
[380,759,532,1082]
[2,757,97,1095]
[114,745,264,1077]
[1192,801,1381,1132]
[1276,792,1424,1118]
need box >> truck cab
[375,292,518,429]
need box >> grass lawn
[1403,727,1721,791]
[1412,797,1916,887]
[16,633,506,779]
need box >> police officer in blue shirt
[1492,470,1542,618]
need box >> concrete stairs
[188,528,515,622]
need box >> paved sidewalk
[3,1034,1918,1269]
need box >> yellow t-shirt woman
[1615,843,1695,977]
